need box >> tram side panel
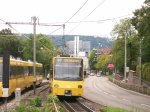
[0,54,43,97]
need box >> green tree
[22,34,57,73]
[89,49,97,70]
[0,28,12,35]
[0,28,24,57]
[111,18,139,73]
[131,0,150,82]
[95,54,112,74]
[131,0,150,63]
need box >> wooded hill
[47,35,112,50]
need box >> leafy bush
[45,94,64,112]
[142,63,150,82]
[25,106,40,112]
[41,103,54,112]
[30,97,42,107]
[136,63,150,82]
[9,94,64,112]
[14,105,26,112]
[9,104,40,112]
[47,94,59,103]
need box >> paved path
[83,76,150,112]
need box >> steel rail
[61,99,95,112]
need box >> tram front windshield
[54,58,83,81]
[0,62,3,81]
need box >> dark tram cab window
[0,62,3,81]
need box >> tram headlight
[78,85,82,88]
[54,84,59,88]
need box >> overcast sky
[0,0,145,37]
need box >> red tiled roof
[98,48,112,55]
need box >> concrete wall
[127,70,150,87]
[109,77,150,96]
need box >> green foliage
[9,104,40,112]
[131,1,150,63]
[0,28,24,58]
[103,107,130,112]
[0,28,58,77]
[14,105,26,112]
[42,103,64,112]
[95,54,112,71]
[47,94,59,103]
[9,94,64,112]
[24,106,40,112]
[112,38,124,72]
[30,97,42,107]
[42,94,64,112]
[142,63,150,82]
[89,49,97,70]
[51,35,112,50]
[111,18,139,72]
[42,103,54,112]
[141,37,150,63]
[0,28,12,35]
[136,63,150,82]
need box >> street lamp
[124,33,127,81]
[139,37,144,85]
[32,16,37,95]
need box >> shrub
[47,94,59,103]
[14,105,26,112]
[9,104,40,112]
[30,97,42,107]
[142,63,150,82]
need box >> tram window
[19,66,24,76]
[37,67,42,75]
[29,67,33,75]
[10,66,17,78]
[54,63,82,80]
[13,66,24,76]
[24,67,29,76]
[0,62,3,81]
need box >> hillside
[47,35,112,50]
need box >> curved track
[60,98,95,112]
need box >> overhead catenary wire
[33,14,132,25]
[49,0,89,35]
[0,13,131,38]
[0,19,30,39]
[83,0,106,21]
[67,14,131,35]
[68,0,107,34]
[0,13,132,26]
[0,17,60,53]
[6,23,30,39]
[0,18,6,23]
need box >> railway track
[0,81,50,111]
[20,81,50,105]
[60,98,95,112]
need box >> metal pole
[124,33,127,81]
[139,39,142,85]
[32,16,37,95]
[62,24,65,55]
[4,97,7,112]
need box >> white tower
[74,36,79,57]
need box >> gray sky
[0,0,144,37]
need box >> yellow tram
[0,56,43,97]
[51,57,84,96]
